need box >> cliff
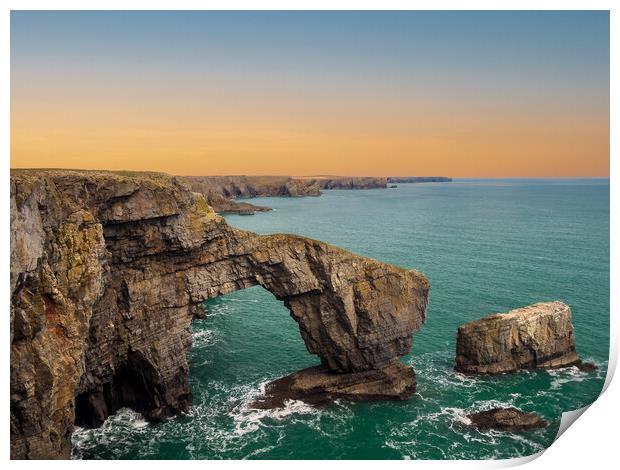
[185,175,320,197]
[195,188,272,215]
[182,176,388,214]
[300,176,387,190]
[182,175,450,215]
[387,177,452,183]
[455,302,588,374]
[10,169,429,459]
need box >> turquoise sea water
[72,179,610,460]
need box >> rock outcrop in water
[10,169,429,459]
[455,302,593,374]
[467,407,548,431]
[252,362,415,409]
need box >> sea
[72,179,610,460]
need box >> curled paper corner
[555,405,590,442]
[492,450,545,468]
[489,406,593,469]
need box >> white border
[2,1,616,468]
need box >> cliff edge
[10,169,429,459]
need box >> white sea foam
[230,381,320,436]
[546,364,597,390]
[191,328,217,348]
[71,408,150,459]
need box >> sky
[10,11,609,177]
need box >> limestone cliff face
[455,302,582,374]
[184,175,321,199]
[303,176,387,190]
[182,176,388,214]
[182,175,452,215]
[10,169,429,459]
[387,177,452,183]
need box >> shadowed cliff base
[10,169,429,459]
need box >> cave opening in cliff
[74,349,191,428]
[74,285,319,430]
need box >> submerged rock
[455,301,588,374]
[575,361,598,372]
[10,169,429,459]
[251,362,416,409]
[467,407,548,431]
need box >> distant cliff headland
[184,175,452,214]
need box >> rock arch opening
[194,286,317,378]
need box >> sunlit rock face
[10,170,429,459]
[455,301,588,375]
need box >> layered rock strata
[197,189,272,215]
[387,177,452,183]
[184,175,320,198]
[303,176,387,190]
[183,175,451,215]
[455,301,591,374]
[183,175,389,214]
[10,169,429,459]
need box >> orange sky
[10,11,610,178]
[10,95,609,177]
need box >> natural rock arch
[10,170,429,459]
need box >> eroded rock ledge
[10,169,429,459]
[455,301,593,375]
[251,362,416,409]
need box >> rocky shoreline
[183,175,451,214]
[10,169,429,459]
[10,169,595,460]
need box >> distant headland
[184,175,452,215]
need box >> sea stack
[455,301,594,374]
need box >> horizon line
[8,167,611,179]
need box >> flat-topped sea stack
[455,301,593,375]
[10,169,429,459]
